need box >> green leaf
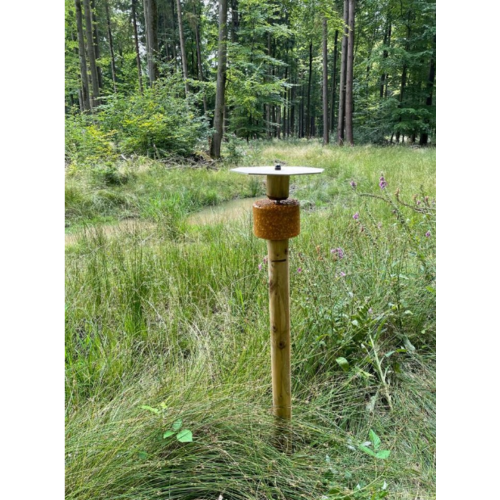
[369,429,381,450]
[163,430,175,439]
[140,405,159,415]
[176,429,193,443]
[375,450,391,459]
[358,445,377,457]
[336,357,350,372]
[172,419,183,431]
[137,451,148,460]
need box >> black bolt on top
[274,164,281,171]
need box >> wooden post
[267,175,292,426]
[266,174,292,451]
[230,165,323,453]
[267,238,291,421]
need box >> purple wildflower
[379,175,387,189]
[258,264,262,271]
[263,256,268,264]
[350,180,357,189]
[339,271,346,277]
[353,212,360,220]
[297,267,302,273]
[425,231,431,238]
[330,247,345,259]
[368,308,373,315]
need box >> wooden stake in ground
[231,165,323,451]
[266,174,293,422]
[267,238,291,418]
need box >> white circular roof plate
[231,166,323,176]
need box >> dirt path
[65,197,261,246]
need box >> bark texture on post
[267,239,292,422]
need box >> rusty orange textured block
[253,199,300,240]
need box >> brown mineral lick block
[253,199,300,240]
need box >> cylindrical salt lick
[252,199,300,240]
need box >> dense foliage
[65,0,436,163]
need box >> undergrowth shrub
[65,74,209,166]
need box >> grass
[66,140,436,499]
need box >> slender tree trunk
[306,41,313,138]
[396,12,411,143]
[322,17,329,145]
[396,67,407,143]
[380,18,391,98]
[176,0,189,94]
[131,0,144,92]
[284,46,290,137]
[143,0,158,85]
[277,105,281,139]
[266,33,272,138]
[337,0,349,145]
[90,0,103,89]
[345,0,355,146]
[231,0,239,42]
[170,0,178,68]
[104,0,117,93]
[210,0,228,159]
[330,29,338,134]
[194,18,207,113]
[75,0,91,111]
[83,0,100,107]
[419,34,436,146]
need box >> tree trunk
[83,0,100,107]
[301,82,305,138]
[143,0,158,86]
[104,0,117,93]
[75,0,91,111]
[170,0,178,68]
[337,0,349,145]
[231,0,239,42]
[266,33,272,138]
[345,0,355,146]
[176,0,189,94]
[210,0,228,159]
[306,41,313,139]
[322,17,329,145]
[194,17,207,113]
[396,12,411,143]
[90,0,103,89]
[277,105,281,139]
[380,18,391,98]
[330,29,338,134]
[131,0,144,93]
[419,34,436,146]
